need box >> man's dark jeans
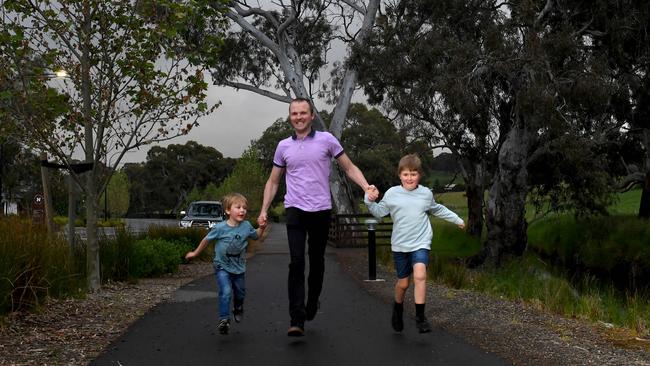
[285,207,331,325]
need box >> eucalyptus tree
[206,0,380,214]
[357,0,618,264]
[1,0,227,291]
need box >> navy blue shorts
[392,249,430,279]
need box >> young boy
[365,154,465,333]
[185,193,266,335]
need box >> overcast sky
[120,85,291,164]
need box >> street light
[54,69,68,78]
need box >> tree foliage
[123,141,235,215]
[356,0,623,264]
[0,0,228,290]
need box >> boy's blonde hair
[397,154,422,175]
[223,193,248,211]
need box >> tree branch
[220,80,293,103]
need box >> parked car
[179,201,225,229]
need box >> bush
[528,215,650,292]
[100,228,139,282]
[129,238,185,278]
[0,216,84,315]
[146,225,207,261]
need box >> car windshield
[188,203,222,217]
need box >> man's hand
[257,212,268,229]
[366,185,380,202]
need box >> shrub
[528,215,650,292]
[146,225,207,261]
[0,216,84,315]
[100,228,139,282]
[129,238,184,278]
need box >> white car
[179,201,225,229]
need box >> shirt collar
[291,128,316,140]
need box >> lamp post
[364,218,385,282]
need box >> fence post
[364,218,379,281]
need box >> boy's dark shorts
[392,249,430,279]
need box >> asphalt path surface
[92,224,508,366]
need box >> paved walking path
[91,224,507,365]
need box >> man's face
[289,100,314,135]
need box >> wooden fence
[328,213,393,247]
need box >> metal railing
[328,213,392,247]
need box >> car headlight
[180,220,192,228]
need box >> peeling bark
[485,124,530,265]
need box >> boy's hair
[397,154,422,175]
[289,97,314,114]
[223,193,248,211]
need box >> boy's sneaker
[233,307,244,323]
[391,304,404,332]
[305,300,320,321]
[416,317,432,333]
[218,319,230,335]
[287,322,304,337]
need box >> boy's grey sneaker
[416,317,431,333]
[218,319,230,335]
[233,306,244,323]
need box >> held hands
[257,212,268,229]
[366,185,380,202]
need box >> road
[91,224,508,366]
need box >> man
[257,97,378,337]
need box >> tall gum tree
[1,0,227,291]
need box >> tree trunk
[465,181,484,237]
[67,175,78,249]
[81,0,101,292]
[39,153,55,234]
[485,125,530,265]
[460,159,487,237]
[327,0,380,215]
[639,130,650,218]
[330,165,355,214]
[639,172,650,219]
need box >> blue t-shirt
[205,220,258,274]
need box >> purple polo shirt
[273,129,344,212]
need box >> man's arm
[336,152,377,200]
[258,166,284,227]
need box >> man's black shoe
[287,322,305,337]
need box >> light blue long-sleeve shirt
[364,185,464,253]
